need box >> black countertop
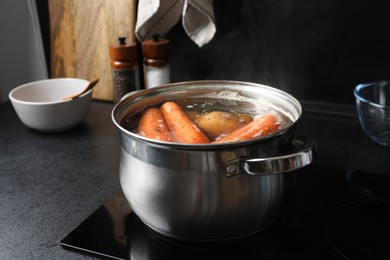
[1,100,389,259]
[0,101,121,259]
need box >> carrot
[212,114,282,143]
[138,107,174,142]
[160,101,210,144]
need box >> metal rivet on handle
[226,164,237,175]
[226,159,242,177]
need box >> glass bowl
[354,81,390,148]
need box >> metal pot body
[112,81,316,241]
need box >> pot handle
[225,136,317,176]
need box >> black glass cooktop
[60,164,390,260]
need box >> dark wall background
[168,0,390,105]
[37,0,390,105]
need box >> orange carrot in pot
[160,101,210,144]
[212,114,282,143]
[138,107,174,142]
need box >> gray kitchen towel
[135,0,215,47]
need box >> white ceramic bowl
[9,78,92,132]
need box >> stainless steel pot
[112,80,316,241]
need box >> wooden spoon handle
[63,78,99,100]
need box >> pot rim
[112,80,302,149]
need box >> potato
[185,110,202,122]
[195,111,253,139]
[237,113,253,124]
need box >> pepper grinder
[141,34,170,89]
[109,37,140,102]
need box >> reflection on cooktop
[60,194,131,259]
[60,165,390,259]
[346,170,390,200]
[127,213,299,260]
[61,203,327,260]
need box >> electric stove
[60,164,390,259]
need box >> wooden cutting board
[48,0,136,101]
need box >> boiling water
[121,98,293,143]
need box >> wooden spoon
[63,78,99,100]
